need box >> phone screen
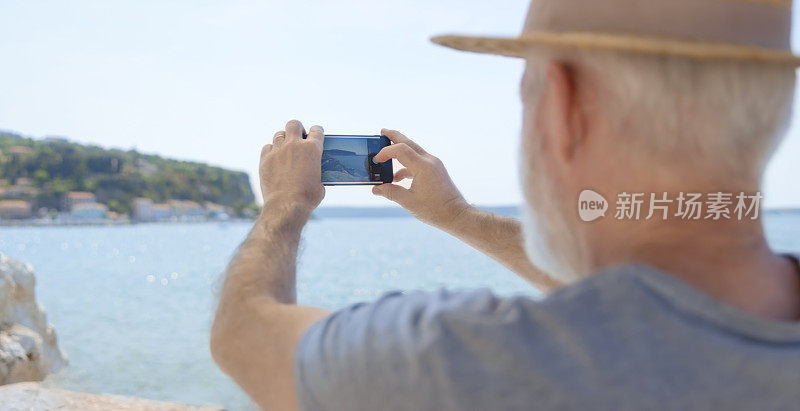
[321,135,392,185]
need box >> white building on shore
[69,203,108,220]
[0,200,32,220]
[132,198,231,222]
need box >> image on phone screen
[321,135,392,185]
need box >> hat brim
[431,31,800,66]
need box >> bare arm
[443,206,561,291]
[210,120,330,411]
[372,129,561,293]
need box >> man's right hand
[372,129,471,229]
[373,128,560,292]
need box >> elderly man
[210,0,800,409]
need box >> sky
[1,0,799,207]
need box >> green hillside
[0,130,256,215]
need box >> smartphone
[317,134,393,185]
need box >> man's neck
[587,218,800,321]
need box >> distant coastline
[766,208,800,215]
[312,205,522,219]
[0,217,255,227]
[0,130,258,224]
[310,205,800,219]
[0,206,516,226]
[2,206,798,227]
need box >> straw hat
[431,0,800,66]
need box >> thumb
[372,183,411,206]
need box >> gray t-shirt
[295,264,800,410]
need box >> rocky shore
[0,254,221,410]
[0,254,67,385]
[0,382,221,410]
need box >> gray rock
[0,254,68,384]
[0,324,45,384]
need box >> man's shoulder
[296,266,701,410]
[395,264,661,322]
[312,264,661,346]
[298,264,677,374]
[539,264,666,315]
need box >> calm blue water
[0,212,798,410]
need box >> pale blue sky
[1,0,798,207]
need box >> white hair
[523,49,796,182]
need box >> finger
[381,128,426,154]
[285,119,304,141]
[373,143,423,170]
[393,168,413,182]
[372,183,411,206]
[261,144,273,157]
[273,131,286,147]
[307,125,325,146]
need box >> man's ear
[538,62,585,163]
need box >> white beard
[522,202,589,284]
[521,205,564,280]
[519,161,585,284]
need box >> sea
[0,209,798,410]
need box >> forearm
[218,203,309,307]
[211,203,327,409]
[443,206,561,292]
